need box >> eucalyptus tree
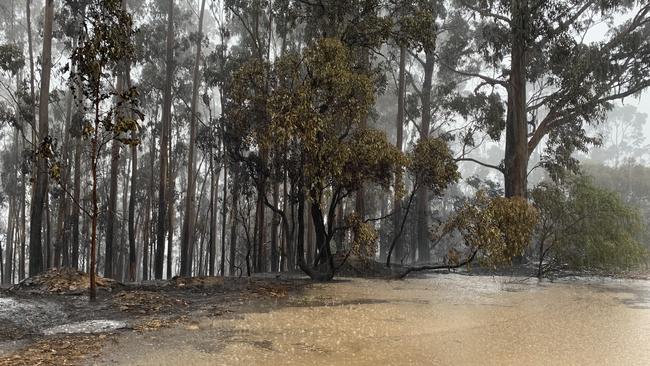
[67,0,140,299]
[453,0,650,197]
[225,39,404,280]
[28,0,54,276]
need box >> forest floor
[0,263,648,365]
[0,269,311,366]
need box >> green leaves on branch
[0,44,25,75]
[531,176,648,271]
[441,191,539,268]
[408,138,460,195]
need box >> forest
[0,0,649,296]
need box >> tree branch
[398,250,478,279]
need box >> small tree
[531,176,648,277]
[385,137,461,267]
[68,0,140,300]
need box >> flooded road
[96,274,650,366]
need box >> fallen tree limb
[398,250,478,279]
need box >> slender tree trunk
[218,163,227,276]
[166,125,175,278]
[392,44,406,262]
[104,140,120,278]
[45,192,52,269]
[270,182,279,272]
[228,165,240,276]
[56,72,75,268]
[3,197,15,284]
[155,0,174,279]
[180,0,207,276]
[306,202,314,265]
[415,52,434,263]
[105,75,124,278]
[208,161,216,276]
[89,77,102,301]
[29,0,54,277]
[504,0,529,198]
[128,107,138,281]
[19,174,26,280]
[71,139,82,269]
[143,133,156,280]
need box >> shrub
[531,176,648,274]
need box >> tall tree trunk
[218,163,227,276]
[270,182,279,272]
[414,52,434,263]
[56,69,75,268]
[392,44,406,262]
[104,132,121,278]
[45,188,52,269]
[208,160,216,276]
[228,165,240,276]
[29,0,54,277]
[128,103,138,282]
[19,172,26,280]
[180,0,207,277]
[143,134,156,281]
[166,123,175,278]
[155,0,174,279]
[504,0,529,198]
[71,137,82,268]
[3,197,15,284]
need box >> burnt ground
[0,273,311,366]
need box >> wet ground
[0,276,309,365]
[88,274,650,366]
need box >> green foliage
[346,213,378,259]
[455,0,650,175]
[0,44,25,75]
[226,38,405,195]
[408,137,460,195]
[442,191,539,267]
[531,176,648,271]
[69,0,141,141]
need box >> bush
[531,176,648,274]
[441,191,539,268]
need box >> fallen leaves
[112,291,190,314]
[0,334,108,366]
[11,267,118,294]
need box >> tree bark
[29,0,54,277]
[504,0,529,198]
[104,121,121,278]
[180,0,207,277]
[270,181,280,272]
[128,131,137,281]
[392,44,406,262]
[228,165,240,276]
[219,162,227,276]
[414,52,434,263]
[3,197,15,284]
[155,0,174,279]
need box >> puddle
[96,275,650,366]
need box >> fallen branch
[398,250,478,279]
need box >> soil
[0,269,310,366]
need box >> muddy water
[98,275,650,366]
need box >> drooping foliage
[531,176,648,273]
[441,191,539,267]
